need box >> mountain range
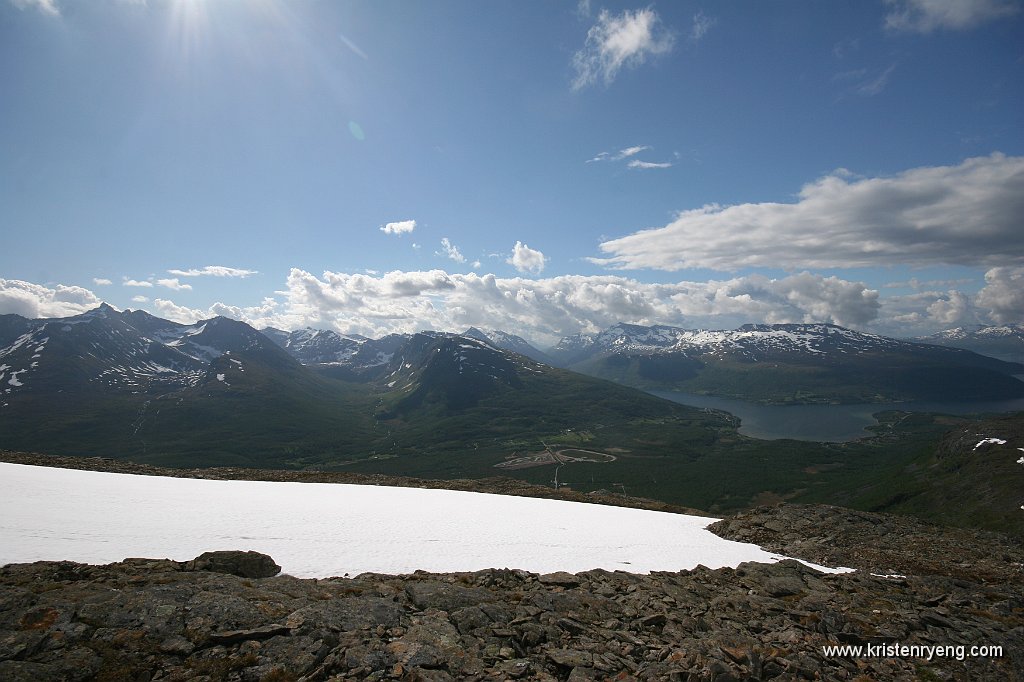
[2,305,1023,526]
[915,324,1024,364]
[0,306,731,475]
[545,321,1024,404]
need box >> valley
[2,305,1023,537]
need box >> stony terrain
[2,458,1023,681]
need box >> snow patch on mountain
[0,463,852,578]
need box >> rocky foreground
[2,503,1022,681]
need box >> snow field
[0,463,848,578]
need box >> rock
[184,550,281,578]
[547,648,593,668]
[1,494,1023,682]
[404,580,492,611]
[207,623,290,644]
[538,571,581,587]
[285,597,404,632]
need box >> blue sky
[1,0,1022,345]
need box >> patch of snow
[0,463,852,579]
[973,438,1007,449]
[216,373,226,382]
[8,369,26,387]
[230,359,242,365]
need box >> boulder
[184,550,280,578]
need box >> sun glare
[168,0,210,63]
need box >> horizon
[9,301,1021,350]
[2,0,1022,347]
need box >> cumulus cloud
[572,8,674,90]
[92,278,113,286]
[976,266,1024,325]
[438,238,466,264]
[10,0,60,16]
[926,290,972,325]
[380,220,416,235]
[507,242,547,275]
[0,279,101,319]
[150,297,281,327]
[884,0,1019,32]
[156,278,193,291]
[122,278,154,288]
[266,268,884,345]
[167,266,257,278]
[593,154,1024,272]
[131,295,149,303]
[11,267,1017,344]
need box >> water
[648,390,1024,442]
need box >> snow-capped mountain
[0,304,206,398]
[549,322,1024,404]
[550,322,918,365]
[0,305,300,402]
[915,324,1024,363]
[263,327,413,377]
[462,327,554,365]
[262,327,366,364]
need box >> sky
[1,0,1022,346]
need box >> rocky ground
[1,453,1023,681]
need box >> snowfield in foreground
[0,463,847,578]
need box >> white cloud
[438,237,466,264]
[131,295,149,303]
[507,242,547,275]
[572,8,674,90]
[167,266,257,278]
[882,277,975,290]
[269,269,884,345]
[380,219,416,235]
[627,160,673,170]
[152,299,204,324]
[976,266,1024,325]
[884,0,1019,32]
[10,0,60,16]
[0,279,100,319]
[690,11,716,41]
[13,268,1016,343]
[589,145,672,169]
[156,278,193,291]
[92,278,113,286]
[122,278,154,288]
[593,154,1024,272]
[926,290,972,325]
[588,145,651,163]
[472,260,482,270]
[150,297,280,327]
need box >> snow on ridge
[0,463,850,579]
[973,437,1007,449]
